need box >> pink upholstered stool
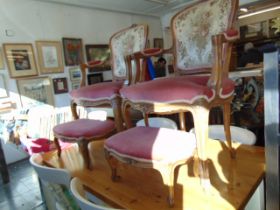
[53,119,115,169]
[104,126,196,207]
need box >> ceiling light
[240,7,248,12]
[239,5,280,19]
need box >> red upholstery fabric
[70,81,123,102]
[120,76,234,104]
[105,127,196,163]
[53,119,115,142]
[20,138,73,155]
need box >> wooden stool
[104,126,196,207]
[53,119,115,169]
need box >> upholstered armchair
[120,0,239,187]
[70,24,148,132]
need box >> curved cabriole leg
[71,100,79,120]
[122,100,133,129]
[157,165,175,207]
[223,103,236,159]
[111,97,124,132]
[77,140,91,169]
[54,137,61,157]
[104,150,120,181]
[192,106,210,191]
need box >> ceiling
[35,0,280,17]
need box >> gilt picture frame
[62,38,84,66]
[0,48,4,69]
[36,41,64,74]
[153,38,164,49]
[3,43,38,78]
[17,76,54,107]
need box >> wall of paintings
[0,0,163,109]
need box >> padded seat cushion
[104,127,196,163]
[53,119,115,142]
[120,75,235,104]
[70,81,123,102]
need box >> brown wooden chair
[70,24,148,132]
[119,0,239,188]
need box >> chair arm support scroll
[79,60,104,87]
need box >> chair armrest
[223,28,239,42]
[79,61,104,87]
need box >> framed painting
[69,67,81,81]
[85,44,111,72]
[0,74,8,98]
[87,73,103,85]
[71,81,80,90]
[0,48,4,69]
[53,77,68,94]
[36,41,64,74]
[153,38,164,49]
[62,38,84,66]
[17,77,54,107]
[3,43,38,78]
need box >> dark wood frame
[87,73,103,85]
[62,38,84,66]
[53,77,68,94]
[85,44,111,72]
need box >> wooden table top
[42,139,265,210]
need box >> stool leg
[71,100,79,120]
[77,140,91,169]
[157,165,175,207]
[54,137,61,157]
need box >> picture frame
[0,74,8,98]
[71,81,80,90]
[85,44,111,72]
[87,73,103,85]
[36,41,64,74]
[69,67,81,81]
[17,77,54,107]
[0,48,4,69]
[153,38,164,49]
[62,38,84,66]
[53,77,68,94]
[3,43,38,78]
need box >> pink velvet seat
[121,75,235,103]
[104,126,196,207]
[53,119,115,169]
[70,81,123,103]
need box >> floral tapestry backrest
[110,24,148,81]
[172,0,237,72]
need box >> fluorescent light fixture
[240,7,248,12]
[239,5,280,19]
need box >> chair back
[171,0,238,75]
[109,24,148,82]
[70,177,124,210]
[29,153,71,188]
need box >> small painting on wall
[36,41,64,74]
[153,38,164,49]
[53,77,68,94]
[62,38,84,66]
[85,44,111,72]
[3,43,38,78]
[17,77,54,107]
